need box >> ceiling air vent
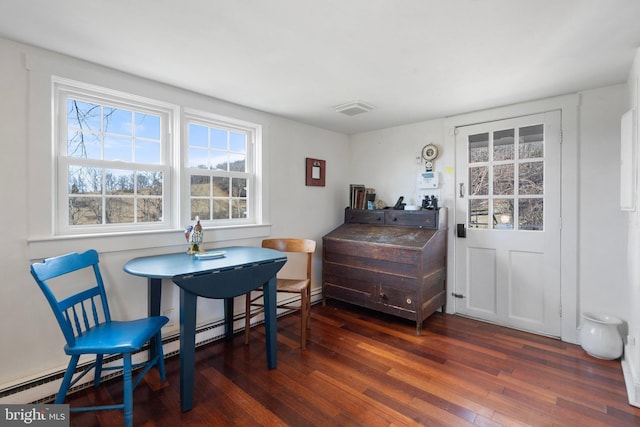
[333,101,375,116]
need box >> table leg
[179,289,197,412]
[263,276,278,369]
[148,278,162,361]
[224,297,234,340]
[147,277,162,317]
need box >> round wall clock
[422,143,438,161]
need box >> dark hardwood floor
[65,300,640,426]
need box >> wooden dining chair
[30,250,168,427]
[245,238,316,349]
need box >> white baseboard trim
[2,290,324,405]
[622,353,640,408]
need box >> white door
[454,112,561,337]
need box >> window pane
[213,199,229,220]
[519,161,543,195]
[191,199,210,221]
[104,135,132,162]
[104,107,132,136]
[191,175,210,196]
[493,164,514,195]
[188,147,209,169]
[210,128,227,150]
[105,169,134,194]
[230,132,246,152]
[469,199,489,229]
[69,197,102,225]
[69,165,102,194]
[469,133,489,163]
[493,129,514,161]
[185,115,256,225]
[105,197,134,224]
[519,124,544,159]
[211,151,228,171]
[232,199,247,219]
[137,198,162,222]
[493,199,514,230]
[68,130,101,159]
[519,198,543,231]
[213,176,229,197]
[60,88,171,232]
[232,178,247,197]
[189,124,208,147]
[135,113,160,140]
[229,153,246,172]
[137,171,163,196]
[135,140,161,164]
[68,99,100,130]
[469,166,488,195]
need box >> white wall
[349,87,628,345]
[349,118,450,210]
[0,38,349,399]
[577,85,628,319]
[0,34,634,404]
[622,47,640,407]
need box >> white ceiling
[2,0,640,134]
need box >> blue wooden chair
[30,250,168,427]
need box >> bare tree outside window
[467,125,544,231]
[187,122,249,221]
[65,98,163,225]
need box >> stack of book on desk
[349,184,375,209]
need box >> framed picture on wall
[305,158,325,187]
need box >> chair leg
[154,331,166,382]
[244,292,251,345]
[300,290,309,349]
[94,354,103,387]
[306,286,312,332]
[56,355,79,404]
[122,353,133,427]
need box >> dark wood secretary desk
[322,207,448,334]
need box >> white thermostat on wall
[418,171,439,189]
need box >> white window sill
[27,224,272,260]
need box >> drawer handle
[406,298,412,305]
[379,292,387,300]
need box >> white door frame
[443,93,580,344]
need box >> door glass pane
[493,164,514,195]
[469,133,489,162]
[519,125,544,159]
[469,199,489,229]
[519,198,543,231]
[493,199,514,230]
[469,166,489,195]
[519,161,544,195]
[493,129,514,161]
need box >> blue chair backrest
[30,250,112,349]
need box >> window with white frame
[185,111,257,224]
[53,79,261,236]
